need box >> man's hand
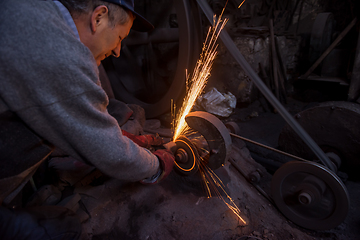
[121,130,163,149]
[153,149,175,181]
[141,149,175,184]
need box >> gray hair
[58,0,133,28]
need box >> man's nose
[112,43,121,58]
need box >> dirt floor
[79,143,315,240]
[74,97,360,240]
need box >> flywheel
[271,161,349,230]
[278,101,360,180]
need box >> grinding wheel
[185,111,232,170]
[174,136,200,175]
[278,101,360,179]
[271,161,349,230]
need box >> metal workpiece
[185,111,232,170]
[196,0,334,171]
[163,140,177,153]
[271,161,350,231]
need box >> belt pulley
[225,121,350,231]
[271,160,349,230]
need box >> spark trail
[198,154,247,225]
[172,1,248,225]
[238,0,246,8]
[173,6,228,141]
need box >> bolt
[249,171,261,183]
[298,192,312,205]
[175,149,188,163]
[211,149,219,155]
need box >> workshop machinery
[166,111,232,175]
[166,111,349,231]
[102,0,352,231]
[278,101,360,180]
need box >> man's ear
[90,5,109,33]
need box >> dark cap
[102,0,154,32]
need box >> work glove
[140,149,175,184]
[121,130,163,149]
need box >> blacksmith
[0,0,174,238]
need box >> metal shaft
[230,133,307,162]
[196,0,335,172]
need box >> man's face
[85,6,134,66]
[92,19,133,66]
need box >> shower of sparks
[199,158,247,225]
[182,132,247,225]
[171,2,247,224]
[238,0,246,8]
[172,7,228,141]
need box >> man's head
[59,0,152,66]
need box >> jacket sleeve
[17,85,160,182]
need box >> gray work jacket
[0,0,159,182]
